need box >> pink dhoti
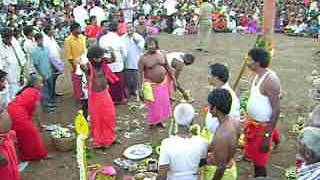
[145,77,172,125]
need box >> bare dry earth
[21,33,319,180]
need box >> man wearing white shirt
[163,0,178,33]
[22,26,36,74]
[120,0,137,23]
[206,63,240,137]
[99,22,127,103]
[0,30,26,102]
[3,0,17,6]
[43,25,64,97]
[90,1,106,25]
[142,1,152,16]
[73,1,89,31]
[159,103,208,180]
[122,23,145,100]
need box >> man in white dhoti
[90,1,106,25]
[73,1,89,31]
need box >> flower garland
[255,37,275,65]
[75,111,89,180]
[77,134,88,180]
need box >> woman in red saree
[0,70,20,180]
[0,117,20,180]
[81,46,119,148]
[7,75,48,161]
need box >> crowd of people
[0,0,319,180]
[0,0,319,45]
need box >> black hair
[89,16,97,23]
[87,46,105,59]
[108,21,118,32]
[207,88,232,115]
[34,33,43,41]
[23,25,34,36]
[95,1,101,6]
[16,74,42,96]
[100,20,108,26]
[209,63,229,83]
[248,48,270,68]
[43,24,53,35]
[184,54,195,65]
[146,37,159,49]
[0,70,7,80]
[1,28,13,39]
[76,0,82,6]
[70,22,81,32]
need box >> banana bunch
[238,134,245,148]
[289,116,305,135]
[190,124,201,136]
[285,167,297,180]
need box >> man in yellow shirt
[64,23,87,102]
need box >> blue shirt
[32,45,52,79]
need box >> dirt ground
[20,33,319,180]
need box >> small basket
[50,135,75,152]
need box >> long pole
[233,0,276,90]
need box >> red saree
[0,130,20,180]
[7,88,48,161]
[88,62,119,147]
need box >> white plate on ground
[123,144,153,160]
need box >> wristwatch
[264,133,270,138]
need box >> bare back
[210,117,239,167]
[140,52,168,84]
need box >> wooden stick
[233,0,276,90]
[232,59,247,90]
[232,36,260,90]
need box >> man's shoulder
[264,70,281,88]
[160,137,175,148]
[64,35,73,41]
[191,135,209,145]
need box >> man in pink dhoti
[81,46,119,148]
[0,70,20,180]
[138,37,175,128]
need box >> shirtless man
[81,46,119,148]
[166,52,195,100]
[245,48,281,177]
[138,37,176,127]
[206,88,239,180]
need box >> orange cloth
[243,116,279,167]
[85,24,102,38]
[88,62,119,147]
